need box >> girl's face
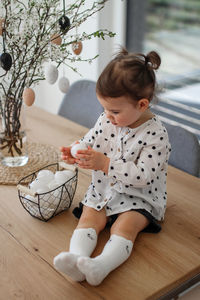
[97,94,149,128]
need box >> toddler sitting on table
[53,48,171,286]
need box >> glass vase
[0,98,29,167]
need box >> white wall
[34,0,127,115]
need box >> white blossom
[0,0,114,103]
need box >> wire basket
[17,162,78,222]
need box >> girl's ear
[137,98,149,111]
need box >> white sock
[53,228,97,281]
[77,234,133,286]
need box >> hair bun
[145,51,161,70]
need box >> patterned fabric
[80,113,171,221]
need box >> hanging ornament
[59,15,70,31]
[72,41,83,56]
[0,52,12,71]
[58,64,70,93]
[51,33,62,46]
[72,26,83,55]
[45,63,58,84]
[58,1,70,32]
[58,77,70,93]
[23,87,35,106]
[45,41,58,84]
[0,18,5,36]
[0,31,12,71]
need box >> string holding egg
[45,63,58,84]
[22,87,35,106]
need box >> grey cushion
[164,123,200,177]
[58,79,103,128]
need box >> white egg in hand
[71,142,88,158]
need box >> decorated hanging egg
[71,142,88,158]
[58,76,70,93]
[51,33,62,45]
[59,15,70,31]
[45,63,58,84]
[72,41,83,55]
[0,18,5,36]
[0,52,12,71]
[22,88,35,106]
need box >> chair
[164,122,200,177]
[58,79,103,128]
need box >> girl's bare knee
[111,211,149,242]
[77,206,107,234]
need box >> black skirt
[72,203,161,234]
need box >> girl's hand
[75,146,110,174]
[60,144,77,164]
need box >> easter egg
[58,77,70,93]
[22,88,35,106]
[0,52,12,71]
[29,179,45,192]
[51,33,62,45]
[0,19,5,36]
[72,41,83,55]
[62,170,75,178]
[37,175,54,186]
[45,63,58,84]
[50,187,61,202]
[71,142,88,158]
[25,194,37,204]
[36,186,51,194]
[59,15,70,31]
[54,170,73,185]
[48,180,60,190]
[37,170,54,182]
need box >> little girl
[53,48,171,286]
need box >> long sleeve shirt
[80,112,171,221]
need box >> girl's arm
[76,132,170,188]
[75,146,110,174]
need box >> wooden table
[0,106,199,300]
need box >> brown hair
[96,48,161,102]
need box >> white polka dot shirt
[80,113,171,221]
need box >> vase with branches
[0,0,115,167]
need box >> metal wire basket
[17,162,78,222]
